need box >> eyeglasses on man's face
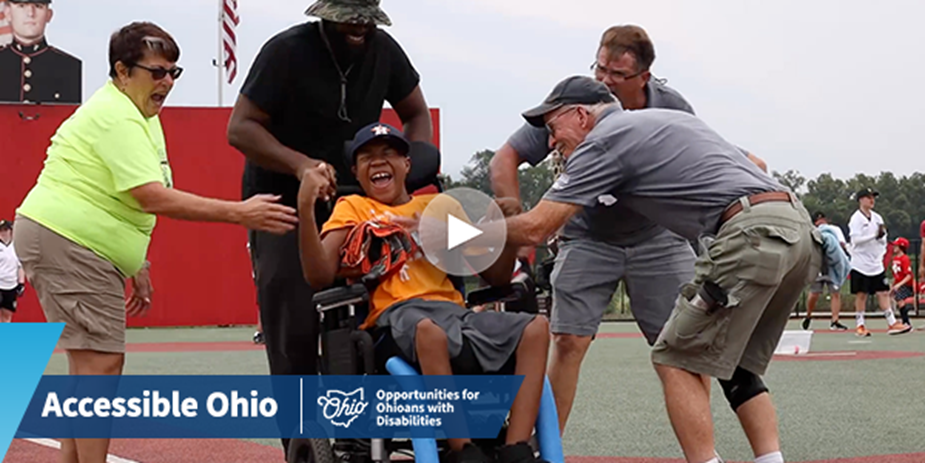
[590,62,644,82]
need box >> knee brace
[718,367,768,412]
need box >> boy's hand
[494,197,523,217]
[387,212,420,233]
[298,163,337,205]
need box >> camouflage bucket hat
[305,0,392,26]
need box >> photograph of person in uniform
[0,0,81,104]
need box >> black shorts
[0,289,17,312]
[850,270,889,295]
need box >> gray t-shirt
[507,79,696,246]
[544,106,784,242]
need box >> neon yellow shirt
[17,81,173,277]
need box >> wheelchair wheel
[287,438,336,463]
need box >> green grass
[41,320,925,461]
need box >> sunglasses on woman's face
[134,63,184,81]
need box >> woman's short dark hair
[109,22,180,78]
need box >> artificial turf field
[5,319,925,462]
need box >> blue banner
[16,375,523,439]
[0,324,63,462]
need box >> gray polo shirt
[507,79,695,246]
[544,106,783,242]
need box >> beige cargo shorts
[651,195,823,380]
[14,215,127,353]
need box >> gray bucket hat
[305,0,392,26]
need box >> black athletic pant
[249,228,319,456]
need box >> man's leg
[855,292,868,335]
[624,229,697,346]
[830,291,847,330]
[732,211,821,462]
[654,363,717,463]
[546,240,623,434]
[251,229,318,453]
[548,334,592,432]
[804,291,820,330]
[0,308,12,323]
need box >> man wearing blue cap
[0,0,81,103]
[482,76,820,463]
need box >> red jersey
[892,254,913,288]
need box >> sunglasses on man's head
[133,63,183,81]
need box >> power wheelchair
[285,141,564,463]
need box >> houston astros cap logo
[371,125,391,136]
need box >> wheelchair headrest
[341,139,442,194]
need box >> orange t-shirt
[320,194,464,328]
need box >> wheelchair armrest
[465,283,527,307]
[313,283,369,313]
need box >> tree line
[774,169,925,246]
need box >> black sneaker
[496,442,545,463]
[253,331,265,345]
[830,321,848,331]
[802,318,811,330]
[448,443,492,463]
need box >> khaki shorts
[14,215,126,353]
[651,197,822,380]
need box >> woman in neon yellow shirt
[14,22,300,463]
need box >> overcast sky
[35,0,925,179]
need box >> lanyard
[319,26,355,123]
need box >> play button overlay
[447,214,483,250]
[419,187,508,277]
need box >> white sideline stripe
[24,438,140,463]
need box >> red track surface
[5,439,925,463]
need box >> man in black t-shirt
[226,0,433,449]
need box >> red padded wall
[0,104,440,326]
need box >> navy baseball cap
[522,76,616,127]
[0,220,11,231]
[346,123,410,166]
[856,187,879,200]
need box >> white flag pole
[217,0,224,107]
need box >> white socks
[702,451,783,463]
[856,302,901,327]
[755,451,784,463]
[884,308,897,326]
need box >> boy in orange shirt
[297,122,550,463]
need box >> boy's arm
[478,245,519,287]
[298,166,347,289]
[477,197,533,286]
